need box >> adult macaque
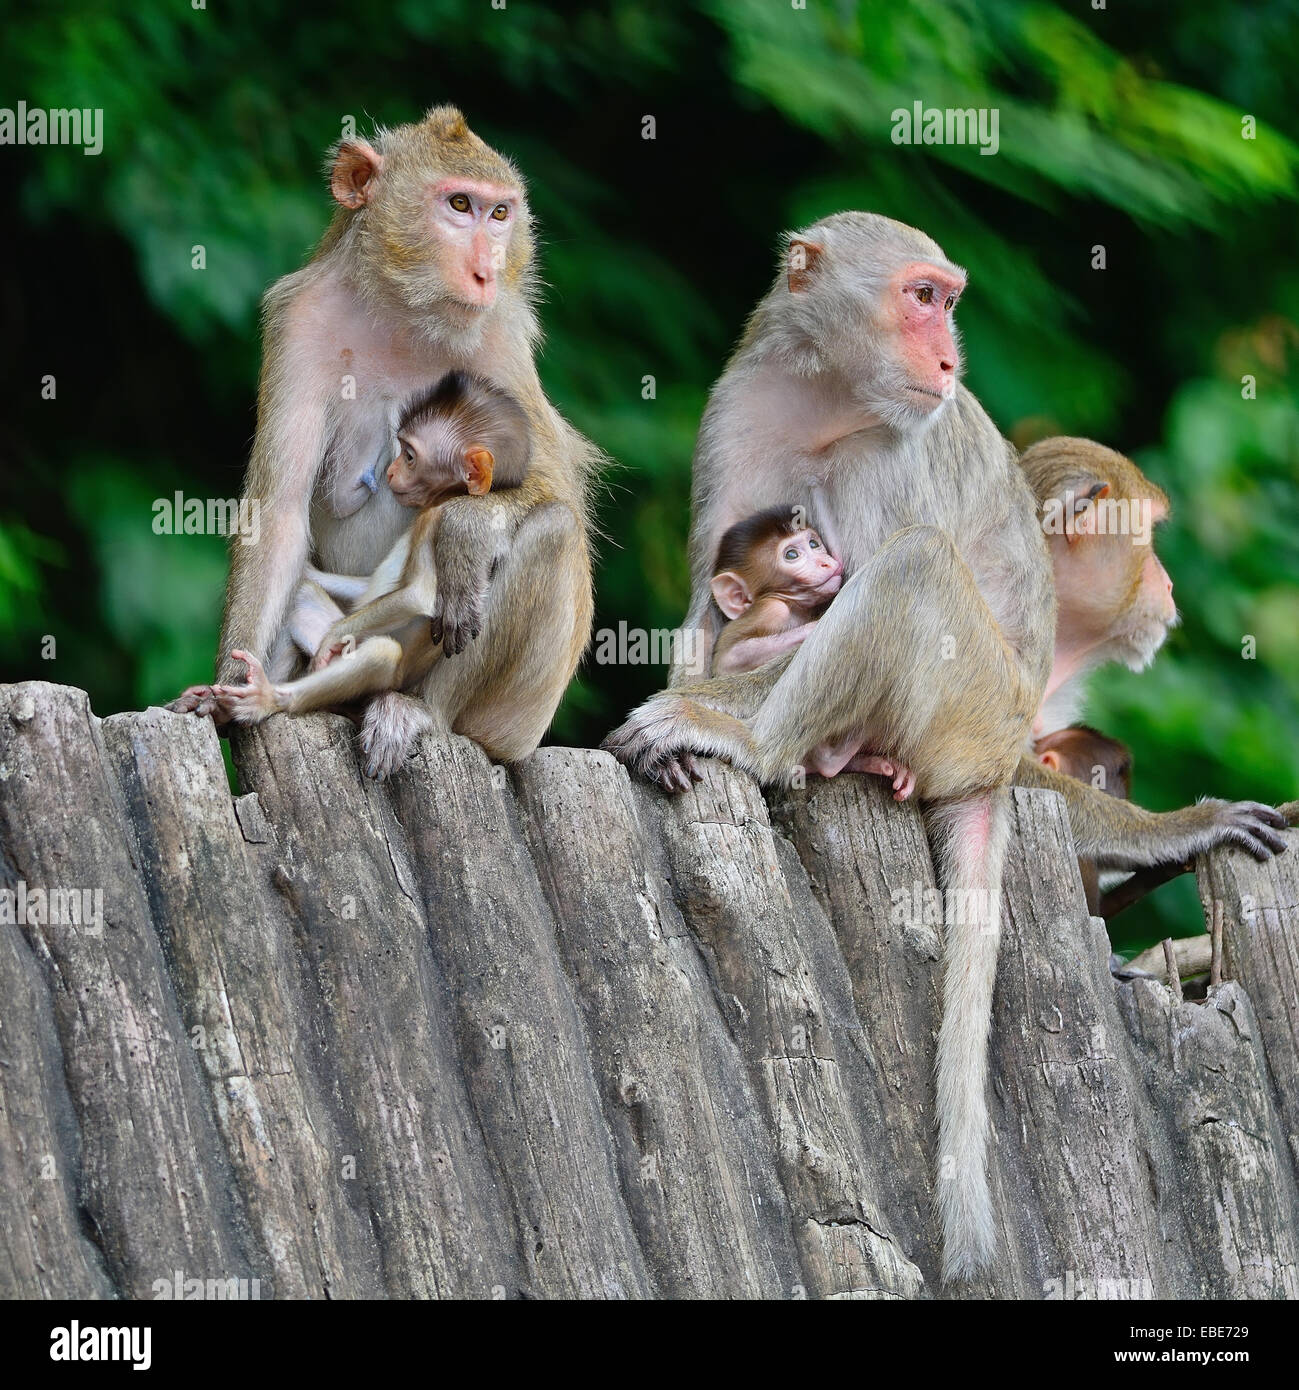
[1034,725,1132,913]
[1018,438,1175,736]
[169,107,597,776]
[1009,438,1283,864]
[216,371,530,722]
[603,212,1286,1280]
[608,212,1056,1281]
[710,507,842,675]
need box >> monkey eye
[449,193,471,213]
[404,447,414,462]
[490,203,510,221]
[784,548,799,562]
[808,537,819,548]
[945,293,958,310]
[915,285,934,305]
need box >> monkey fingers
[166,684,233,726]
[310,637,353,672]
[430,591,485,657]
[212,651,280,725]
[1206,801,1289,861]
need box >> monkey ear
[710,571,753,620]
[1037,748,1062,772]
[786,238,825,293]
[463,448,495,496]
[330,140,384,209]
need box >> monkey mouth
[906,386,944,401]
[812,572,843,597]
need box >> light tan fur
[169,106,598,776]
[603,215,1287,1280]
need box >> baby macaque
[709,506,914,799]
[216,371,530,723]
[710,507,843,675]
[1035,724,1132,913]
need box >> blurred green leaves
[2,0,1296,952]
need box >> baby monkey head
[389,370,532,508]
[710,506,842,619]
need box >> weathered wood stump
[1,682,1295,1299]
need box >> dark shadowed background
[2,0,1296,952]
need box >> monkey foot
[309,636,353,672]
[212,651,280,725]
[601,710,706,795]
[165,684,232,726]
[357,691,435,779]
[847,753,916,800]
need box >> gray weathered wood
[103,707,385,1298]
[1195,828,1299,1169]
[2,681,1296,1300]
[0,683,259,1297]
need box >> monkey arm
[429,474,559,655]
[1015,757,1288,866]
[304,564,372,606]
[715,619,817,676]
[318,569,439,653]
[218,337,332,684]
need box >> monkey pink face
[431,179,519,310]
[1054,502,1178,669]
[887,261,965,411]
[388,437,464,508]
[778,528,842,599]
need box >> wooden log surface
[1,681,1296,1299]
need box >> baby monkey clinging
[216,370,531,723]
[709,506,843,676]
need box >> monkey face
[387,436,494,509]
[329,111,534,331]
[883,261,965,413]
[778,528,842,599]
[428,180,520,310]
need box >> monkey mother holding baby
[171,109,1287,1285]
[171,106,598,778]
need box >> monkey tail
[927,786,1009,1283]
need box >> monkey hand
[601,703,706,795]
[848,753,917,801]
[211,651,281,725]
[166,684,233,727]
[1197,799,1289,861]
[429,556,491,657]
[310,636,353,672]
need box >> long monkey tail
[927,786,1009,1283]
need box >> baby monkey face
[387,433,493,508]
[778,528,842,598]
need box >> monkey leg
[268,635,409,717]
[420,500,592,763]
[748,526,1037,796]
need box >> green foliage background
[2,0,1296,952]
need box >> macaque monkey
[603,213,1286,1281]
[169,107,597,777]
[1018,438,1176,736]
[710,507,842,674]
[710,508,914,798]
[1034,725,1132,913]
[216,371,530,722]
[1009,438,1282,862]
